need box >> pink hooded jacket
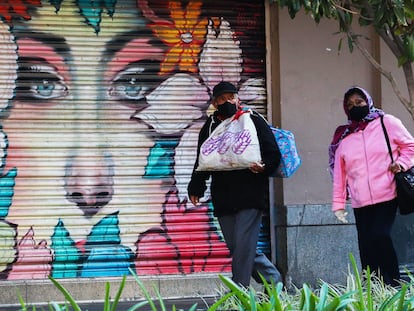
[332,114,414,211]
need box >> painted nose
[65,156,114,217]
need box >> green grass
[212,254,414,311]
[15,253,414,311]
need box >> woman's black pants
[353,199,400,286]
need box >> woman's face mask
[217,101,237,118]
[346,93,369,121]
[349,105,370,121]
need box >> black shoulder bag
[380,116,414,215]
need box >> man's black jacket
[187,110,281,217]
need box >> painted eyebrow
[15,31,72,61]
[102,28,165,61]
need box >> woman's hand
[390,162,403,174]
[334,210,348,224]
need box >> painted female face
[0,0,265,280]
[2,1,166,251]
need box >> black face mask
[349,105,369,121]
[217,101,237,118]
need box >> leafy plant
[129,268,198,311]
[17,274,137,311]
[210,253,414,311]
[15,253,414,311]
[345,253,414,311]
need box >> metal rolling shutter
[0,0,268,280]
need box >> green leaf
[187,303,199,311]
[219,275,252,310]
[337,37,343,53]
[405,35,414,62]
[48,276,81,311]
[300,284,317,311]
[127,301,150,311]
[347,37,353,52]
[111,275,126,311]
[49,302,64,311]
[397,55,407,66]
[349,253,365,309]
[315,283,328,310]
[286,0,302,18]
[129,267,159,311]
[16,288,27,311]
[365,267,374,311]
[208,291,237,311]
[373,5,385,26]
[104,282,111,311]
[154,283,167,311]
[378,286,404,311]
[323,297,340,311]
[249,290,257,311]
[405,3,414,20]
[393,0,408,26]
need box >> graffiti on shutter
[0,0,267,280]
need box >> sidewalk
[0,273,237,311]
[0,297,217,311]
[0,274,267,311]
[78,297,217,311]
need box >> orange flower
[150,1,207,74]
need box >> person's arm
[250,113,281,176]
[385,115,414,171]
[187,117,212,205]
[332,143,347,212]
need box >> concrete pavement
[0,273,239,310]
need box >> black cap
[212,81,237,97]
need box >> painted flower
[135,190,231,274]
[198,18,242,92]
[7,227,52,279]
[149,1,208,74]
[134,73,209,135]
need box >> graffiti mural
[0,0,267,279]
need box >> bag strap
[207,115,215,136]
[243,106,270,125]
[380,115,394,163]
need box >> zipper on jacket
[362,131,374,203]
[208,115,216,136]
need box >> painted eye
[109,68,149,100]
[108,61,162,101]
[16,59,68,101]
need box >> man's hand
[334,210,348,224]
[249,161,265,174]
[189,195,201,206]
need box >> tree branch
[349,30,412,114]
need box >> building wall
[380,38,414,280]
[275,4,414,286]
